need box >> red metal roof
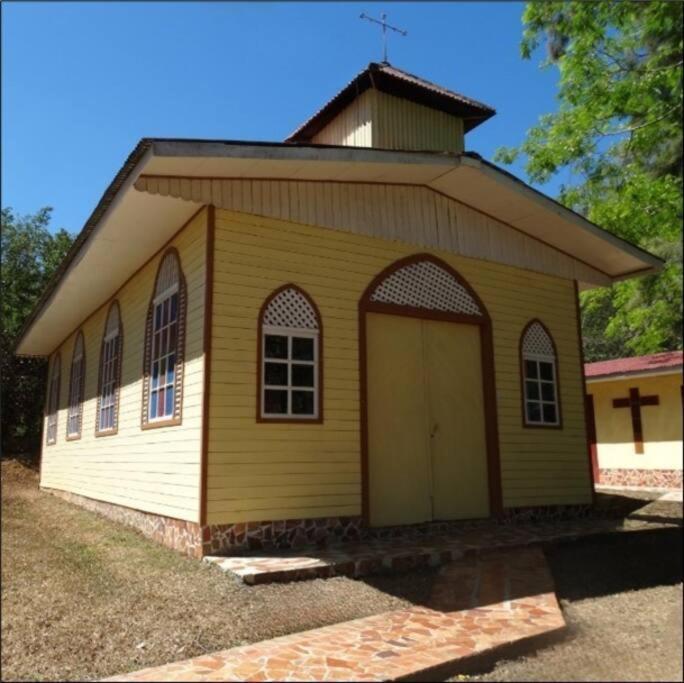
[585,351,683,379]
[286,62,496,142]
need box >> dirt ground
[2,459,682,682]
[467,531,683,682]
[1,460,433,682]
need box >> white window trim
[148,290,179,423]
[523,352,560,426]
[46,359,60,444]
[98,333,120,433]
[67,347,84,437]
[261,325,319,420]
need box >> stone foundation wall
[44,488,204,558]
[45,486,623,559]
[598,468,682,489]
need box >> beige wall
[311,89,465,153]
[40,209,207,523]
[589,373,683,471]
[207,208,591,525]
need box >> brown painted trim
[95,300,123,438]
[585,394,599,485]
[140,247,187,429]
[255,283,324,424]
[574,281,597,501]
[45,352,62,446]
[358,252,503,524]
[46,206,206,360]
[519,318,564,430]
[199,206,214,526]
[140,174,613,282]
[65,331,86,441]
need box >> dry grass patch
[1,460,432,682]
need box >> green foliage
[1,207,74,457]
[497,1,683,360]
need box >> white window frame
[98,327,120,433]
[46,356,60,445]
[148,283,180,423]
[522,351,560,426]
[66,339,85,437]
[261,325,319,420]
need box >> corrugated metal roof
[286,62,496,142]
[585,351,683,379]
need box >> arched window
[96,301,123,435]
[258,285,322,421]
[521,320,561,427]
[141,249,186,428]
[46,353,61,445]
[66,332,86,439]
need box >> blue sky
[2,2,565,234]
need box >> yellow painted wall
[589,373,683,470]
[311,89,465,153]
[207,208,591,525]
[40,209,207,522]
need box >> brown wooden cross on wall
[612,387,659,454]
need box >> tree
[1,207,74,459]
[497,1,683,360]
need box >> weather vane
[360,12,407,64]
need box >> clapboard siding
[311,90,374,147]
[40,209,208,522]
[207,208,591,525]
[311,89,464,153]
[135,177,608,287]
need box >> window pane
[525,380,540,401]
[165,386,174,416]
[524,359,538,379]
[539,361,554,381]
[264,389,287,414]
[541,382,555,402]
[170,293,178,321]
[542,404,557,424]
[292,337,314,361]
[292,364,314,387]
[292,390,314,415]
[152,361,159,388]
[155,304,162,328]
[167,355,175,384]
[265,335,288,359]
[526,401,541,423]
[150,392,157,418]
[265,362,288,386]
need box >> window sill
[142,417,182,430]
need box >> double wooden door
[366,313,489,527]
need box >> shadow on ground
[546,527,682,602]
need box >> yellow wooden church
[16,63,663,556]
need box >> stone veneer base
[45,486,601,558]
[598,468,682,489]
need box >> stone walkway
[105,548,565,682]
[204,513,681,585]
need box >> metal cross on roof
[360,12,407,64]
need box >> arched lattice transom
[522,321,555,358]
[104,302,120,337]
[263,287,320,329]
[155,251,180,298]
[369,260,482,316]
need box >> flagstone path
[105,547,566,682]
[204,513,681,585]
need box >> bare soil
[0,460,433,682]
[468,530,683,682]
[2,460,681,682]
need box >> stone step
[202,516,675,585]
[105,548,566,682]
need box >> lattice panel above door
[263,288,319,329]
[369,260,483,316]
